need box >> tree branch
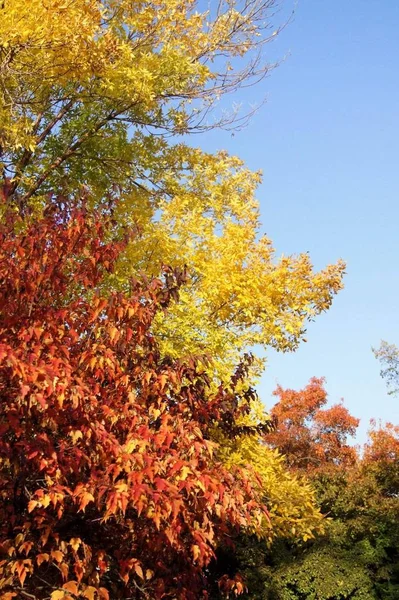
[19,103,136,204]
[9,98,77,198]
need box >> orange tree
[267,377,359,471]
[0,200,270,600]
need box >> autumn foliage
[268,378,359,471]
[0,0,345,384]
[0,204,270,599]
[221,381,399,600]
[0,2,353,598]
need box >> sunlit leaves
[267,378,359,472]
[0,205,269,599]
[0,3,349,597]
[0,0,345,388]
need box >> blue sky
[200,0,399,442]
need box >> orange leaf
[59,562,69,580]
[159,373,167,391]
[153,512,161,530]
[133,563,143,579]
[109,326,119,343]
[37,553,50,566]
[51,550,64,563]
[15,561,27,586]
[63,581,79,595]
[28,500,38,513]
[19,541,33,556]
[235,581,244,594]
[78,491,94,512]
[98,588,109,600]
[74,560,84,583]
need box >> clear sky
[200,0,399,442]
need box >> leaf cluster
[0,204,272,599]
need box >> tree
[373,341,399,396]
[0,0,345,382]
[0,0,281,185]
[263,425,399,600]
[267,378,359,471]
[0,201,277,599]
[219,384,399,600]
[0,5,347,596]
[0,200,331,599]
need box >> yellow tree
[0,0,344,378]
[0,0,344,553]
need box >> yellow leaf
[83,586,97,600]
[70,430,83,444]
[179,466,191,481]
[150,407,161,420]
[41,494,51,508]
[196,479,205,492]
[69,538,81,552]
[192,544,201,561]
[51,591,66,600]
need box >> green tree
[213,385,399,599]
[374,341,399,396]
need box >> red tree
[267,378,359,471]
[0,204,267,600]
